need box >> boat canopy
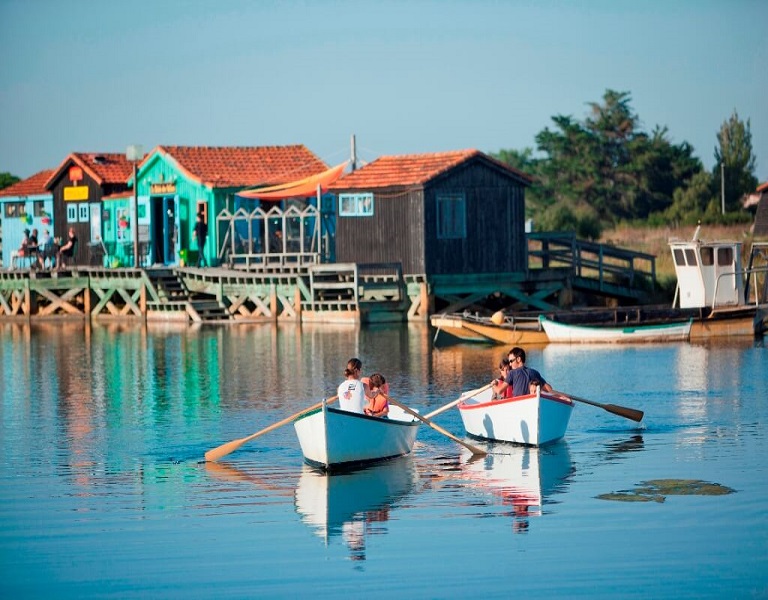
[237,162,348,200]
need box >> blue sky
[1,0,766,185]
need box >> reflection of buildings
[460,443,574,533]
[294,456,419,561]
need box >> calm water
[1,321,767,599]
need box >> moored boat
[431,312,548,345]
[431,313,495,344]
[458,386,574,446]
[539,314,692,343]
[293,400,420,470]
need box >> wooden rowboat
[293,400,420,470]
[458,386,574,446]
[431,312,548,345]
[539,315,692,343]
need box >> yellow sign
[150,182,176,195]
[64,186,89,201]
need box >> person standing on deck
[337,358,369,414]
[193,212,208,267]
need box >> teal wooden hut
[126,145,329,267]
[0,170,55,269]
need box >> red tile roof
[0,169,55,197]
[149,145,328,188]
[328,149,532,190]
[45,153,134,189]
[758,181,768,193]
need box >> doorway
[151,196,179,265]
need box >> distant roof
[146,145,328,188]
[758,181,768,193]
[0,169,55,198]
[46,153,134,189]
[328,149,532,190]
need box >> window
[701,247,713,266]
[33,201,45,216]
[4,202,25,218]
[673,248,685,266]
[437,193,466,239]
[339,193,374,217]
[684,248,697,266]
[717,247,733,266]
[67,204,77,221]
[78,203,89,223]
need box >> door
[162,196,179,265]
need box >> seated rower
[363,373,389,418]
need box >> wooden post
[294,286,302,320]
[270,283,277,321]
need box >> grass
[599,223,756,283]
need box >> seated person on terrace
[57,227,78,269]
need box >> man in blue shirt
[506,346,553,396]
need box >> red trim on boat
[458,392,574,410]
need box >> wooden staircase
[146,269,232,323]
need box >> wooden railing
[527,232,657,296]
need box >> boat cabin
[669,233,744,309]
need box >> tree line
[493,89,759,239]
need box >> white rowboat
[458,386,574,446]
[539,315,692,343]
[293,400,420,470]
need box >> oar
[553,390,644,423]
[424,382,494,419]
[385,395,487,456]
[205,396,339,462]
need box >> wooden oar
[553,390,644,423]
[424,382,494,420]
[205,396,339,462]
[385,395,487,456]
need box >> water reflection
[294,455,419,562]
[459,442,574,533]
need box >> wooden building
[46,153,133,266]
[0,170,54,269]
[125,145,329,267]
[327,149,532,276]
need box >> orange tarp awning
[237,162,348,200]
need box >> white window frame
[339,193,374,217]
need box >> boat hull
[294,403,419,470]
[431,314,493,344]
[539,315,692,343]
[458,387,573,446]
[431,313,548,345]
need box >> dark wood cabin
[46,153,133,266]
[327,149,532,276]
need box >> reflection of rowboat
[460,442,573,520]
[539,315,692,343]
[458,386,574,446]
[294,455,419,546]
[293,401,420,470]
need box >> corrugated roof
[149,145,328,188]
[0,169,55,198]
[328,149,532,190]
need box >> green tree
[0,172,20,190]
[661,170,714,226]
[713,110,758,213]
